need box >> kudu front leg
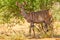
[29,22,35,37]
[29,25,31,36]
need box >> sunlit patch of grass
[53,21,60,36]
[54,22,60,28]
[0,31,27,40]
[0,23,28,40]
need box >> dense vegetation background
[0,0,60,24]
[0,0,60,40]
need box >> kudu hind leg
[41,22,48,34]
[43,22,48,32]
[41,23,47,34]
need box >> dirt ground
[28,38,60,40]
[0,38,60,40]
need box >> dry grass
[0,21,60,40]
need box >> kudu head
[16,1,27,9]
[16,1,27,19]
[16,2,24,10]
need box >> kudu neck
[20,7,27,19]
[16,2,27,19]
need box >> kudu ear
[22,1,27,6]
[16,1,22,8]
[16,1,19,6]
